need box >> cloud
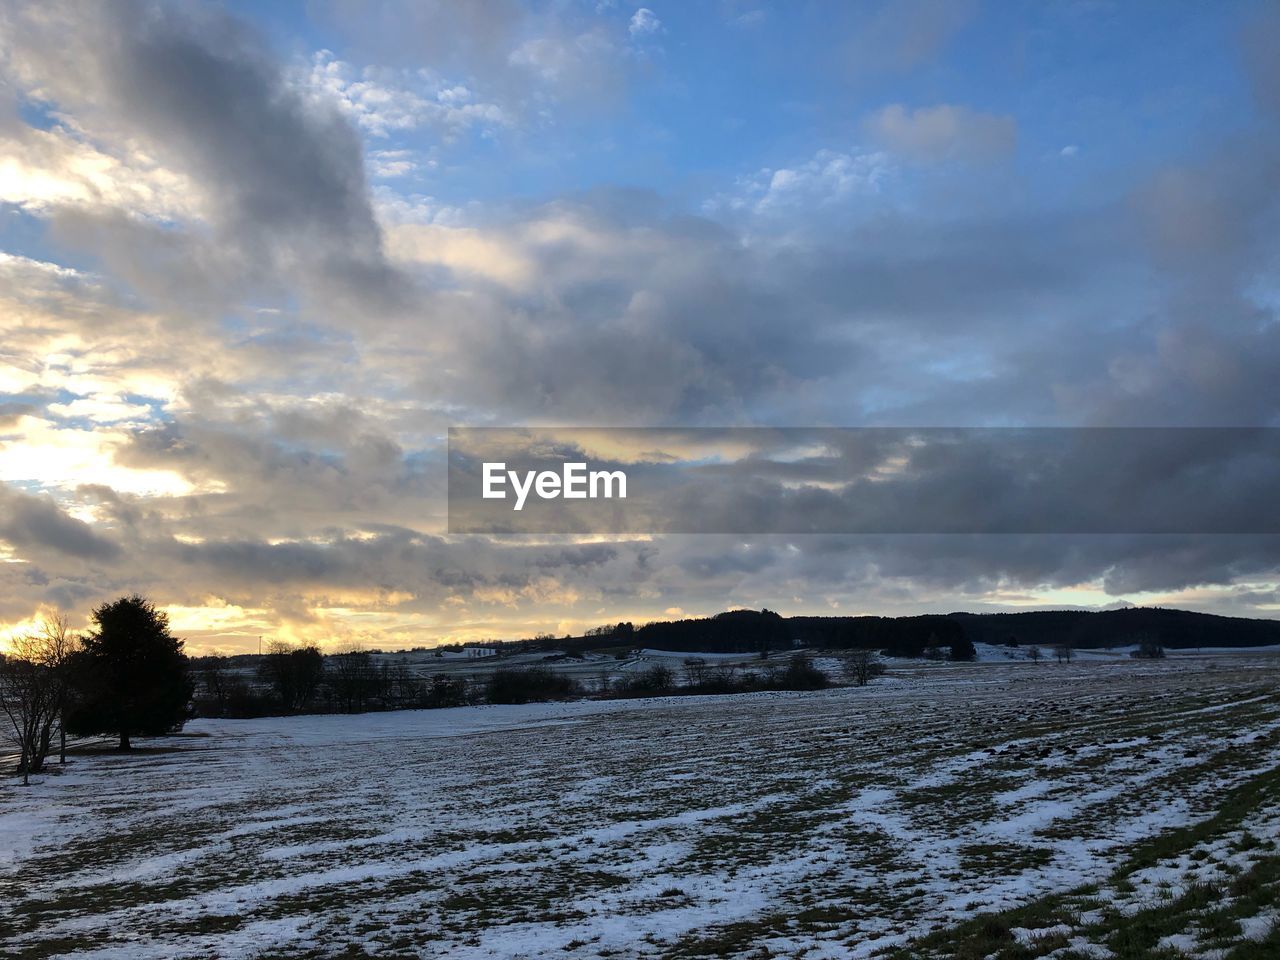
[317,0,636,112]
[0,485,120,560]
[0,414,198,497]
[705,148,892,217]
[368,149,424,179]
[1,0,1279,648]
[1243,7,1280,118]
[0,112,199,220]
[629,9,662,38]
[507,29,626,104]
[843,0,977,74]
[2,0,405,313]
[864,103,1016,163]
[306,50,509,139]
[316,0,526,81]
[729,9,765,29]
[48,394,155,424]
[451,427,1280,539]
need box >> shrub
[774,654,829,690]
[1131,637,1166,659]
[695,664,746,695]
[425,673,470,708]
[619,664,675,695]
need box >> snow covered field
[3,654,1280,959]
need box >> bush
[220,684,276,718]
[485,668,577,704]
[424,673,470,708]
[1131,637,1166,659]
[774,654,829,690]
[694,664,747,695]
[618,664,675,695]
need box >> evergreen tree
[66,595,192,750]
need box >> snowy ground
[3,654,1280,959]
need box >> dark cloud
[397,195,1136,426]
[449,428,1280,537]
[157,528,626,604]
[7,0,406,315]
[0,486,120,561]
[0,402,35,427]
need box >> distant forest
[543,606,1280,659]
[628,610,975,660]
[947,607,1280,651]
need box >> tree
[1053,642,1074,664]
[0,614,77,777]
[1131,635,1166,659]
[0,630,62,784]
[1027,645,1043,663]
[486,667,577,704]
[843,649,884,687]
[37,614,75,765]
[618,664,675,696]
[682,657,708,686]
[775,654,828,690]
[327,646,378,712]
[66,596,192,751]
[258,640,324,712]
[194,655,234,717]
[381,658,419,708]
[425,672,468,708]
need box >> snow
[634,648,751,661]
[3,652,1280,958]
[187,696,654,745]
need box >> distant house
[464,646,497,658]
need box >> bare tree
[195,655,233,717]
[328,645,378,712]
[682,657,708,686]
[258,640,324,713]
[38,615,75,764]
[0,620,69,785]
[381,658,419,708]
[843,649,882,687]
[1027,645,1043,663]
[1053,642,1074,664]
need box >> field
[3,654,1280,959]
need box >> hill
[549,606,1280,661]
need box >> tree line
[571,609,978,662]
[193,642,453,717]
[947,607,1280,651]
[525,605,1272,660]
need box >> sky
[1,0,1279,653]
